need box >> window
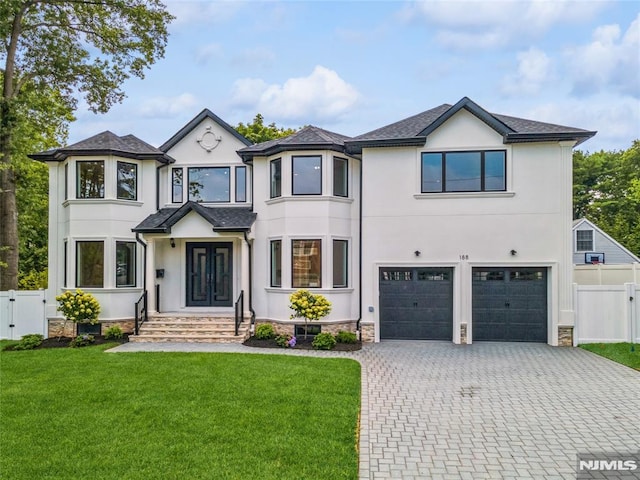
[76,241,104,287]
[333,239,348,288]
[333,157,348,197]
[64,163,68,200]
[116,241,136,287]
[63,240,68,288]
[292,156,321,195]
[270,158,281,198]
[117,161,137,200]
[236,166,247,203]
[77,161,104,198]
[270,240,282,287]
[172,168,183,203]
[188,167,230,202]
[421,151,506,193]
[292,239,321,288]
[576,230,594,251]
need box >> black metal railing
[155,284,160,313]
[234,290,244,336]
[134,290,148,335]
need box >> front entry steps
[129,314,251,343]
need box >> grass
[580,342,640,370]
[0,344,361,480]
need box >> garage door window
[380,269,412,281]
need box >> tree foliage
[573,140,640,256]
[0,0,174,289]
[235,114,298,144]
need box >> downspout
[135,233,147,292]
[357,156,363,341]
[243,230,256,331]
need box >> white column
[557,141,577,345]
[146,238,157,313]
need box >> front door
[186,242,232,307]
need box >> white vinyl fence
[0,290,47,340]
[574,283,639,345]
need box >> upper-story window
[188,167,230,203]
[333,157,348,197]
[270,158,281,198]
[235,166,247,203]
[77,161,105,198]
[117,161,137,201]
[172,168,183,203]
[576,230,594,251]
[292,155,322,195]
[421,150,506,193]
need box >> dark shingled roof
[133,202,256,233]
[238,126,351,160]
[29,131,175,163]
[346,97,596,153]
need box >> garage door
[379,267,453,340]
[472,267,547,342]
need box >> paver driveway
[357,341,640,479]
[110,340,640,479]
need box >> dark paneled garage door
[379,267,453,340]
[472,267,547,342]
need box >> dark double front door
[186,242,232,307]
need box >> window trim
[270,239,282,287]
[187,166,231,203]
[76,240,104,288]
[421,150,507,193]
[292,155,322,196]
[64,163,69,200]
[76,160,105,199]
[332,239,348,288]
[270,158,282,199]
[291,239,322,288]
[333,157,348,198]
[116,161,138,201]
[576,229,594,252]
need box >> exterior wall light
[170,238,176,248]
[414,250,421,257]
[510,249,517,256]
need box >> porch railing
[134,290,148,335]
[234,290,244,336]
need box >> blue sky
[70,0,640,152]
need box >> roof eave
[238,143,347,160]
[345,137,427,155]
[505,131,597,146]
[28,149,175,163]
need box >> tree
[1,0,174,290]
[573,140,640,256]
[235,114,298,144]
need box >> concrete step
[129,333,248,343]
[132,315,250,344]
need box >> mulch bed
[243,336,362,351]
[3,335,129,351]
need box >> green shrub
[255,323,276,340]
[275,334,296,348]
[312,332,336,350]
[104,325,124,340]
[13,334,44,350]
[335,331,357,344]
[69,334,95,348]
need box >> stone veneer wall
[557,326,573,347]
[48,319,135,338]
[256,320,376,342]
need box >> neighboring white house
[572,218,640,265]
[31,97,596,345]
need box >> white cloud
[230,66,361,122]
[139,93,199,118]
[400,0,604,50]
[565,14,640,98]
[502,47,553,96]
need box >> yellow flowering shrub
[55,289,101,324]
[289,290,331,321]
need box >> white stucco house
[31,97,596,345]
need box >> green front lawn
[0,345,361,479]
[580,342,640,370]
